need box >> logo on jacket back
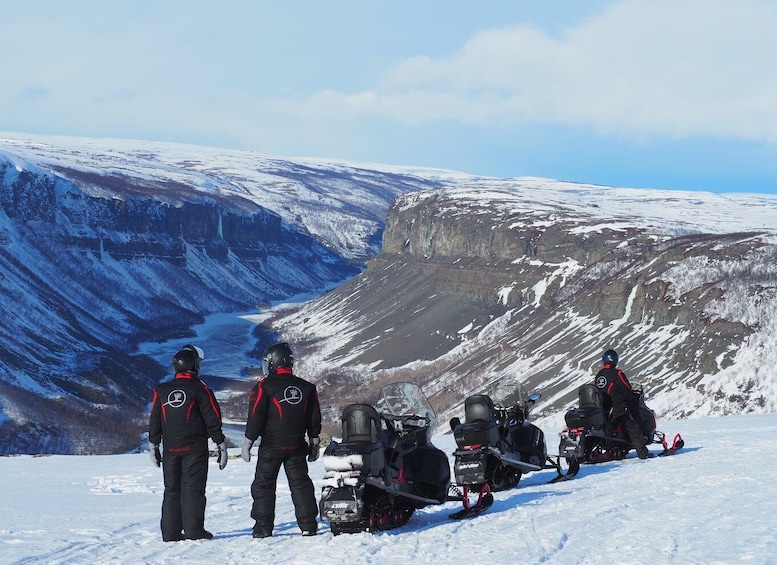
[164,389,187,408]
[280,386,303,405]
[595,376,607,389]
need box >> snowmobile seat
[579,384,603,408]
[324,404,386,475]
[341,404,381,443]
[453,420,500,449]
[564,384,605,429]
[464,395,496,423]
[324,440,385,475]
[453,395,500,448]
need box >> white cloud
[280,0,777,141]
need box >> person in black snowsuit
[241,342,322,538]
[594,349,654,459]
[148,344,228,542]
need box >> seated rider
[594,349,654,459]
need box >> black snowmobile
[558,383,684,464]
[319,382,456,534]
[448,383,579,519]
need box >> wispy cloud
[276,0,777,141]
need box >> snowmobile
[448,383,579,519]
[319,382,456,534]
[558,383,684,464]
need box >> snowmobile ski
[449,496,493,520]
[448,485,494,520]
[548,455,580,483]
[658,434,684,457]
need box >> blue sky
[3,0,777,194]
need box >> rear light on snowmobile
[560,427,583,440]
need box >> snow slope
[2,413,776,564]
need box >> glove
[218,442,228,470]
[241,437,255,462]
[150,444,162,468]
[308,437,320,462]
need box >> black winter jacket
[594,363,639,420]
[148,372,225,453]
[245,368,322,455]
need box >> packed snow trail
[2,414,777,564]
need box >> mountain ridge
[2,132,777,451]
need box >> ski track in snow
[2,414,777,564]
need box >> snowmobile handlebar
[493,392,540,421]
[493,403,528,423]
[381,413,431,425]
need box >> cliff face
[270,185,777,434]
[2,162,300,260]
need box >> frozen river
[137,293,318,383]
[138,310,267,380]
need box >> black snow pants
[250,448,317,535]
[161,444,210,540]
[614,410,650,459]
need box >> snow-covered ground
[2,413,776,564]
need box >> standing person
[148,344,229,542]
[594,349,654,459]
[241,342,322,538]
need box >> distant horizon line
[2,129,777,198]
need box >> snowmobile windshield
[487,377,530,410]
[375,382,437,435]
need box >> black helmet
[262,342,294,375]
[173,344,205,374]
[602,349,618,366]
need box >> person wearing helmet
[148,344,229,541]
[241,342,322,538]
[594,349,653,459]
